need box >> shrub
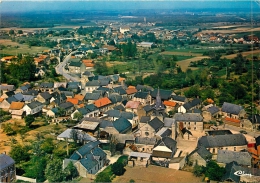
[111,162,125,176]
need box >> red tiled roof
[94,97,112,108]
[0,98,4,102]
[119,77,126,82]
[125,101,140,109]
[224,117,240,123]
[207,98,214,104]
[74,94,84,101]
[126,88,137,95]
[66,98,79,105]
[9,102,25,110]
[82,59,93,63]
[163,100,176,107]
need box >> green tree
[17,30,23,34]
[205,161,225,181]
[24,156,47,182]
[9,144,30,163]
[9,30,15,35]
[64,161,79,181]
[45,158,65,182]
[193,164,205,177]
[95,172,111,182]
[111,162,125,176]
[25,114,35,127]
[184,85,200,98]
[73,112,83,121]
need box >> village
[0,8,260,183]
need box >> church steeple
[154,87,165,111]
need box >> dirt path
[113,165,203,183]
[176,56,209,71]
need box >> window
[194,127,196,130]
[194,122,196,125]
[213,148,215,154]
[234,147,236,151]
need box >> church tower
[152,88,166,120]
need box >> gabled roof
[6,96,18,104]
[143,105,153,112]
[94,97,112,108]
[189,146,212,160]
[100,120,114,129]
[207,130,232,136]
[92,147,107,159]
[27,101,43,109]
[77,141,101,157]
[113,117,132,134]
[151,89,173,100]
[13,93,24,101]
[80,155,98,171]
[0,154,15,170]
[221,102,243,115]
[77,107,89,115]
[140,116,151,123]
[69,61,82,67]
[207,106,219,114]
[85,104,98,112]
[174,113,203,122]
[3,91,15,97]
[163,118,176,127]
[155,137,177,152]
[197,134,247,148]
[135,137,157,145]
[113,86,127,95]
[23,90,38,96]
[217,150,251,166]
[163,100,176,107]
[183,98,201,110]
[74,94,85,101]
[0,84,15,91]
[126,88,137,95]
[22,95,35,102]
[136,84,153,92]
[134,92,149,99]
[40,82,54,88]
[58,129,96,142]
[67,98,79,105]
[148,117,164,132]
[40,92,52,100]
[9,102,24,110]
[156,127,172,138]
[108,93,122,104]
[85,93,101,100]
[96,86,110,92]
[125,101,140,109]
[59,102,74,109]
[221,161,241,182]
[113,104,125,111]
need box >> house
[9,102,25,119]
[137,117,164,138]
[82,60,95,69]
[46,107,59,118]
[68,59,83,73]
[217,149,251,166]
[39,82,54,93]
[16,85,30,94]
[136,84,153,92]
[174,113,204,132]
[94,97,112,113]
[36,92,52,105]
[74,119,100,133]
[35,68,45,78]
[188,146,212,167]
[221,161,260,183]
[57,129,96,143]
[197,133,248,154]
[85,80,102,93]
[59,102,74,115]
[152,137,177,162]
[125,101,141,113]
[134,137,157,154]
[63,141,107,178]
[0,84,15,94]
[84,104,99,118]
[13,93,24,102]
[128,152,151,167]
[178,98,201,113]
[0,154,16,182]
[1,91,15,99]
[112,86,127,97]
[0,98,14,111]
[163,100,177,114]
[247,136,260,168]
[202,105,220,122]
[113,117,132,134]
[133,92,151,105]
[138,42,154,48]
[22,95,35,104]
[108,93,123,107]
[23,101,43,116]
[84,93,102,104]
[150,89,173,102]
[155,127,172,140]
[221,102,246,119]
[120,26,130,34]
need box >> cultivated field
[0,39,49,55]
[113,166,203,183]
[176,56,209,71]
[161,51,203,57]
[200,27,260,34]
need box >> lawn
[0,39,49,55]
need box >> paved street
[55,51,80,82]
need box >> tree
[193,164,205,177]
[24,156,47,182]
[25,114,35,127]
[17,30,23,34]
[111,162,125,176]
[73,112,83,121]
[45,158,65,182]
[95,171,111,182]
[9,144,30,164]
[9,30,15,35]
[64,161,79,181]
[184,85,200,98]
[205,161,225,181]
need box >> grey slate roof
[135,137,157,145]
[113,117,132,134]
[151,89,172,100]
[85,80,100,87]
[163,118,176,127]
[14,93,24,101]
[23,90,38,96]
[92,147,107,159]
[58,129,96,142]
[96,86,110,92]
[113,134,135,144]
[0,84,15,91]
[148,117,164,132]
[0,154,15,170]
[140,116,151,123]
[7,96,18,104]
[80,155,98,171]
[3,91,15,97]
[171,95,186,102]
[156,127,172,138]
[40,82,54,88]
[100,120,113,129]
[221,102,243,115]
[217,150,251,166]
[197,134,247,148]
[189,146,212,160]
[59,102,74,109]
[113,86,127,95]
[136,84,153,92]
[207,106,220,115]
[85,104,98,112]
[183,98,201,110]
[84,92,101,100]
[40,92,52,100]
[155,137,177,152]
[108,93,123,104]
[249,114,260,124]
[23,95,35,102]
[174,113,203,122]
[113,104,125,111]
[143,105,153,112]
[27,101,43,109]
[105,110,136,119]
[134,92,149,99]
[69,61,82,67]
[207,130,232,136]
[77,141,101,157]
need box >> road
[55,51,80,82]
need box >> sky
[0,1,259,13]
